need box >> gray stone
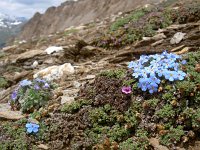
[170,32,186,44]
[61,96,75,104]
[0,103,25,120]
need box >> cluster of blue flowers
[11,78,50,101]
[26,122,40,134]
[128,51,187,94]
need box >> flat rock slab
[15,49,45,62]
[0,103,25,120]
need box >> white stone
[32,61,39,68]
[170,32,186,44]
[45,46,63,55]
[33,63,75,81]
[18,40,27,44]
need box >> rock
[195,64,200,73]
[0,103,25,120]
[73,81,81,88]
[151,39,164,47]
[28,118,40,124]
[80,45,98,56]
[135,33,166,48]
[167,24,187,30]
[170,32,186,44]
[187,31,200,40]
[61,96,75,104]
[175,47,190,55]
[149,138,169,150]
[142,33,166,41]
[45,46,63,55]
[62,89,79,97]
[2,45,17,52]
[176,147,186,150]
[43,57,61,65]
[0,87,14,103]
[37,144,49,150]
[79,75,96,81]
[34,63,75,81]
[75,65,92,74]
[170,45,185,52]
[194,141,200,150]
[15,50,45,63]
[3,71,31,83]
[32,61,39,68]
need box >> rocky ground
[0,0,200,150]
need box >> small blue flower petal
[32,127,39,133]
[27,127,33,133]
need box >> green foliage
[99,69,125,79]
[145,98,159,109]
[156,104,175,119]
[89,107,111,125]
[124,107,138,127]
[36,122,49,141]
[0,119,29,150]
[6,65,23,73]
[0,119,49,149]
[162,92,174,101]
[123,79,136,86]
[0,76,8,88]
[161,9,173,28]
[176,81,196,95]
[61,99,92,113]
[0,51,6,58]
[110,8,147,31]
[64,28,78,36]
[119,129,149,150]
[19,88,49,113]
[11,79,53,113]
[160,126,184,146]
[108,124,130,141]
[192,109,200,129]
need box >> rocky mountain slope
[18,0,163,40]
[0,13,27,47]
[0,0,200,149]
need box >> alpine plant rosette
[10,78,52,113]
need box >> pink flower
[122,86,132,94]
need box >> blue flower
[177,71,186,80]
[34,84,40,90]
[164,71,178,82]
[35,78,46,83]
[11,90,18,100]
[161,50,168,56]
[157,68,167,77]
[26,123,39,133]
[128,61,137,69]
[139,55,149,64]
[20,79,32,87]
[149,75,161,84]
[132,72,140,78]
[43,83,50,89]
[181,60,187,65]
[138,78,149,91]
[128,50,186,94]
[147,82,158,94]
[173,63,179,71]
[145,67,155,76]
[140,70,148,78]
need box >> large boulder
[33,63,75,81]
